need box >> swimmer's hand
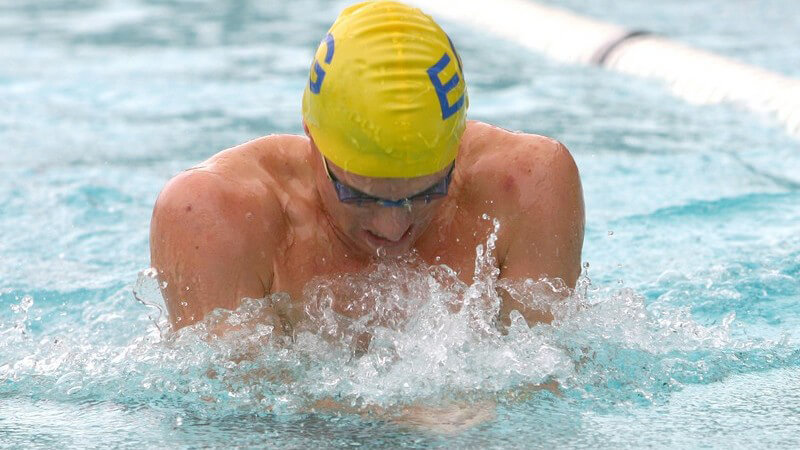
[389,381,560,435]
[309,398,497,435]
[391,401,497,434]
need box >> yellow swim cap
[302,0,468,178]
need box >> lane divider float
[410,0,800,137]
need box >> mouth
[363,226,414,250]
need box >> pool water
[2,0,799,447]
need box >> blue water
[2,0,800,447]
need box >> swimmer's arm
[497,140,585,325]
[149,170,279,330]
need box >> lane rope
[410,0,800,137]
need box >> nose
[367,206,413,242]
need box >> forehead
[326,159,451,200]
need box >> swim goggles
[322,157,454,208]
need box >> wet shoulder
[156,135,311,248]
[206,134,313,185]
[456,121,578,212]
[459,121,563,168]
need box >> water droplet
[608,230,614,236]
[435,256,441,262]
[11,295,33,315]
[481,213,489,220]
[180,301,188,307]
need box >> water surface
[2,0,799,447]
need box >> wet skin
[150,120,585,331]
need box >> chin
[359,228,416,258]
[374,242,414,258]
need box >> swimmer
[150,0,584,333]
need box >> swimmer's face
[308,136,449,258]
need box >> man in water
[150,1,584,332]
